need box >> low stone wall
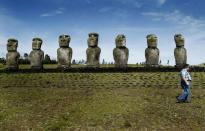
[1,66,205,73]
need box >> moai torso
[113,34,129,68]
[57,47,72,67]
[174,34,187,67]
[145,34,159,66]
[57,35,72,69]
[86,33,101,67]
[29,38,44,69]
[6,39,20,70]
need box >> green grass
[0,63,4,69]
[0,72,205,130]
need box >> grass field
[0,66,205,130]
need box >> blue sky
[0,0,205,65]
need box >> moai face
[147,34,157,48]
[7,39,18,52]
[59,35,71,47]
[32,38,42,50]
[88,33,99,47]
[116,34,126,48]
[174,34,184,47]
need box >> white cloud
[112,9,129,18]
[132,1,142,8]
[40,8,65,17]
[98,7,113,13]
[113,0,166,8]
[113,0,142,8]
[157,0,167,5]
[55,10,63,14]
[141,10,205,28]
[40,13,52,17]
[98,7,130,18]
[85,0,91,4]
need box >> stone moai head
[59,35,71,47]
[116,34,126,48]
[88,33,99,47]
[32,38,42,50]
[174,34,184,47]
[147,34,157,48]
[7,39,18,52]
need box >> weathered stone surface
[86,33,101,67]
[6,38,20,70]
[57,35,72,69]
[113,34,129,68]
[174,34,187,67]
[29,38,44,70]
[145,34,159,66]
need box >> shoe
[176,97,185,103]
[176,96,180,101]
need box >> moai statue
[86,33,101,68]
[145,34,160,67]
[6,38,20,70]
[57,35,72,69]
[113,34,129,68]
[29,38,44,70]
[174,34,187,68]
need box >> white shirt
[180,69,192,81]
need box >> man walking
[176,64,192,103]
